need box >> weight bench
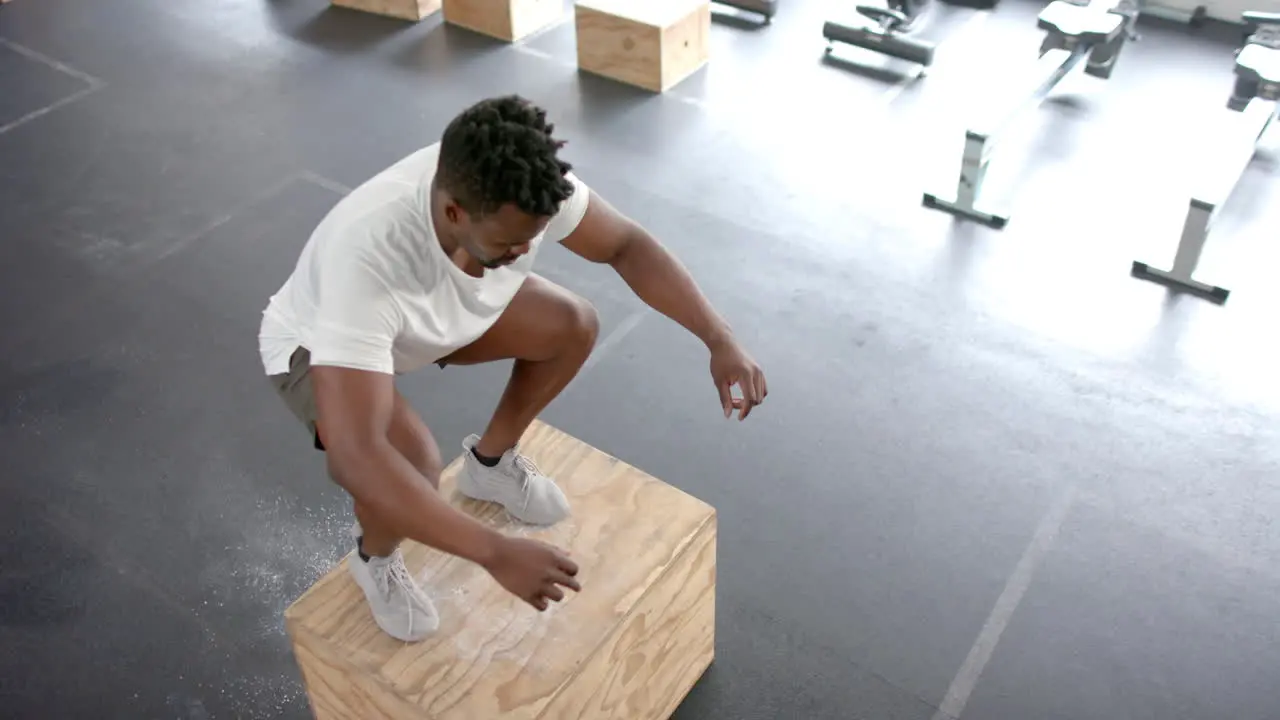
[1131,10,1280,302]
[822,0,937,69]
[1229,12,1280,109]
[922,0,1138,228]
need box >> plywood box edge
[290,626,428,719]
[284,553,354,623]
[330,0,442,21]
[537,508,717,715]
[649,567,717,718]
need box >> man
[259,95,767,642]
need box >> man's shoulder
[365,142,441,188]
[316,144,440,241]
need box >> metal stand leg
[922,46,1085,228]
[922,131,1006,228]
[1130,97,1276,303]
[1130,199,1230,302]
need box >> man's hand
[483,535,582,611]
[709,336,767,420]
[559,191,766,419]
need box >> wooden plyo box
[330,0,441,21]
[574,0,711,92]
[284,420,718,719]
[442,0,562,42]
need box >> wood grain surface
[330,0,441,21]
[574,0,711,92]
[285,420,717,719]
[574,0,707,28]
[442,0,562,42]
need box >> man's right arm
[310,365,582,609]
[302,244,580,609]
[309,365,505,567]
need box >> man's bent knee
[562,296,600,354]
[433,276,600,366]
[536,293,598,362]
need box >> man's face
[445,201,550,270]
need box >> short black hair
[437,95,576,218]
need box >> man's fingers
[717,381,733,418]
[738,375,763,420]
[551,568,582,592]
[555,572,582,593]
[557,553,579,576]
[721,370,768,421]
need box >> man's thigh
[438,273,598,367]
[269,348,442,484]
[269,346,324,449]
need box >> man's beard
[479,251,517,269]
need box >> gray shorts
[269,346,450,451]
[269,346,324,450]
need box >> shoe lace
[383,556,422,638]
[512,454,542,513]
[513,453,541,479]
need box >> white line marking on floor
[581,308,647,374]
[672,93,708,110]
[0,84,102,136]
[146,173,306,265]
[0,39,106,137]
[299,171,353,196]
[511,43,572,69]
[0,37,104,87]
[931,485,1077,720]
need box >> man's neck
[427,180,458,256]
[427,183,486,277]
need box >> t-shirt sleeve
[544,171,591,244]
[307,255,401,375]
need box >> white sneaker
[346,524,439,642]
[456,434,570,525]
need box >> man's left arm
[558,189,768,420]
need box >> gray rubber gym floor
[3,0,1279,718]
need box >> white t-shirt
[257,142,591,377]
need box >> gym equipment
[822,0,937,68]
[940,0,998,8]
[1136,1,1206,26]
[1130,11,1280,302]
[922,0,1139,228]
[712,0,778,23]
